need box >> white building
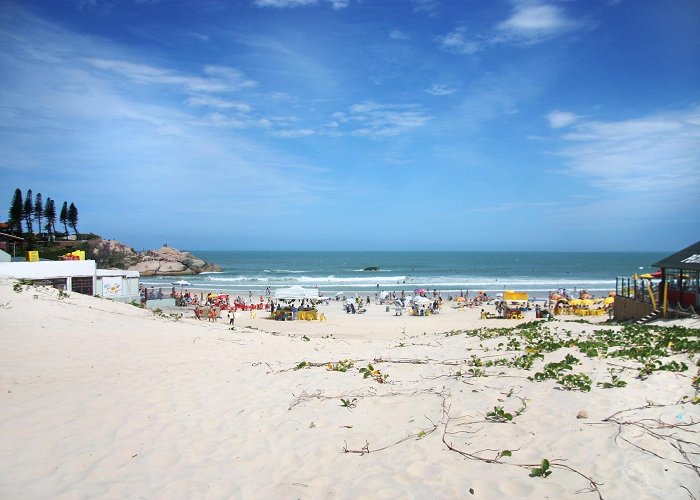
[0,252,140,302]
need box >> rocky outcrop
[128,246,221,276]
[88,239,221,276]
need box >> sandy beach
[1,278,698,499]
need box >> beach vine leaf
[529,458,552,478]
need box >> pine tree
[34,193,43,240]
[9,188,23,236]
[44,198,56,240]
[60,201,68,236]
[23,188,34,235]
[67,202,79,236]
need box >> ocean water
[140,251,666,300]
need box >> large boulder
[128,246,221,276]
[88,239,221,276]
[130,260,192,276]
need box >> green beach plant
[359,363,388,383]
[12,279,35,293]
[557,373,592,392]
[597,369,627,389]
[486,406,513,423]
[340,398,357,409]
[327,359,354,372]
[529,458,552,478]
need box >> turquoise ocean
[140,251,667,300]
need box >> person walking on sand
[226,309,234,327]
[194,305,202,320]
[208,307,217,322]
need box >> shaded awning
[652,241,700,271]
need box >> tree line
[7,188,79,241]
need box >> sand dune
[1,279,698,499]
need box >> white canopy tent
[274,285,320,300]
[412,295,432,305]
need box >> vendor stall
[502,291,528,319]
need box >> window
[34,278,67,290]
[71,276,93,295]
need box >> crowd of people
[138,285,614,324]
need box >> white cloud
[186,95,253,112]
[253,0,316,7]
[344,101,431,138]
[271,128,316,138]
[439,1,584,55]
[426,83,457,96]
[252,0,349,8]
[437,27,481,54]
[554,106,700,197]
[411,0,440,16]
[85,58,256,93]
[546,110,578,128]
[389,30,410,40]
[497,2,577,42]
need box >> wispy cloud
[389,30,410,40]
[0,3,332,231]
[553,106,700,197]
[85,59,257,93]
[437,27,481,54]
[271,128,316,138]
[186,95,253,112]
[426,83,457,96]
[252,0,349,9]
[546,110,578,128]
[331,102,431,138]
[411,0,440,17]
[439,1,584,54]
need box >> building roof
[652,241,700,271]
[0,231,25,241]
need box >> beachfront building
[615,240,700,321]
[653,240,700,311]
[0,257,141,302]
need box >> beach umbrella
[569,298,583,306]
[172,280,191,287]
[414,288,426,294]
[604,296,615,305]
[580,299,594,306]
[456,297,466,303]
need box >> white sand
[1,279,698,499]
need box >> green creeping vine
[529,458,552,478]
[486,406,513,423]
[597,369,627,389]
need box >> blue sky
[1,0,698,251]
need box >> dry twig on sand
[600,403,700,478]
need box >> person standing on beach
[226,309,234,327]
